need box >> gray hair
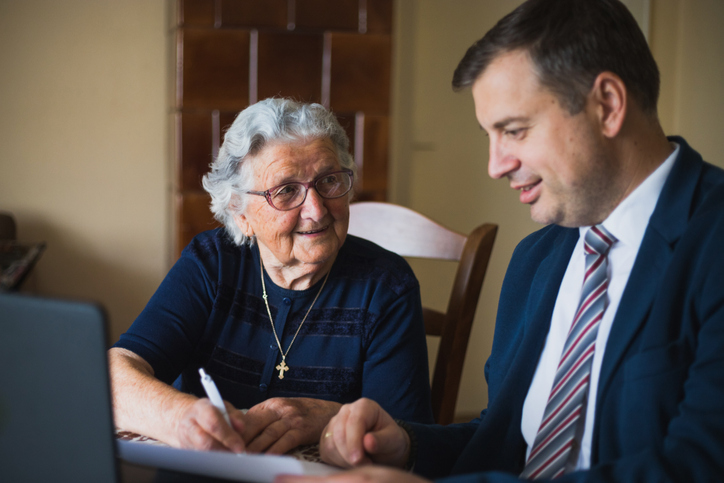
[202,98,356,246]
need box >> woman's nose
[300,186,328,219]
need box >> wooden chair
[348,202,498,425]
[0,212,17,240]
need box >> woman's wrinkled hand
[242,397,343,454]
[174,398,247,453]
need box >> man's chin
[529,205,566,227]
[529,204,551,225]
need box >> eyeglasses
[245,169,354,211]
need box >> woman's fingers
[176,398,246,453]
[244,398,342,454]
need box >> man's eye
[505,128,527,138]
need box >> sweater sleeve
[359,262,435,424]
[113,237,218,383]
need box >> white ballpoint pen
[198,368,232,426]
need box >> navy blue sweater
[115,229,434,423]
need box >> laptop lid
[0,293,119,482]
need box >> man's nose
[487,138,520,179]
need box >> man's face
[472,50,620,227]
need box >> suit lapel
[455,227,579,475]
[522,229,580,355]
[596,137,702,421]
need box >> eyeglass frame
[245,168,355,211]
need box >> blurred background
[1,0,722,420]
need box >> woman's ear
[590,71,627,138]
[234,213,254,238]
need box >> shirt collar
[579,142,680,248]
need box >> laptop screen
[0,293,119,482]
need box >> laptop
[0,293,119,482]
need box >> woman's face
[235,137,350,276]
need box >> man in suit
[279,0,724,481]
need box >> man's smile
[515,180,542,204]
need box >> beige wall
[1,0,722,418]
[391,0,535,419]
[652,0,724,161]
[0,1,168,342]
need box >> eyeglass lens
[270,171,352,210]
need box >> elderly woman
[109,98,433,455]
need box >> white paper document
[118,440,340,482]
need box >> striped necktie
[521,225,617,479]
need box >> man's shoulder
[668,136,724,206]
[697,160,724,202]
[514,224,576,257]
[685,182,724,243]
[654,137,724,242]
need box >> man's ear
[590,71,627,138]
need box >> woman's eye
[318,175,338,186]
[273,185,299,198]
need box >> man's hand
[275,465,431,483]
[318,398,410,469]
[174,398,246,453]
[242,398,343,454]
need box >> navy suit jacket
[409,137,724,482]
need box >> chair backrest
[0,211,17,240]
[348,202,498,425]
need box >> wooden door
[172,0,393,258]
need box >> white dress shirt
[521,143,680,471]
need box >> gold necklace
[260,254,330,380]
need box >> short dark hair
[452,0,660,114]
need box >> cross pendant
[275,360,289,379]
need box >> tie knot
[584,224,617,256]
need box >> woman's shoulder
[341,234,409,266]
[337,235,419,295]
[181,228,252,270]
